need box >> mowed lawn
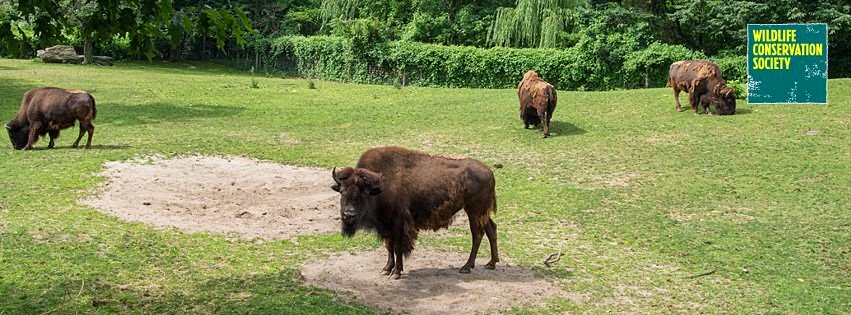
[0,59,848,314]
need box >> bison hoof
[484,263,496,270]
[677,108,684,112]
[459,267,472,274]
[380,270,391,276]
[390,273,401,280]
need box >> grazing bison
[518,70,557,137]
[331,146,499,280]
[5,87,96,150]
[667,60,736,115]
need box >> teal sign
[747,24,828,104]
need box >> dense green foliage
[1,59,849,314]
[0,0,251,60]
[1,0,849,86]
[246,35,737,90]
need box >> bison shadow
[16,144,129,151]
[526,120,586,137]
[105,103,244,126]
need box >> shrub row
[255,35,746,91]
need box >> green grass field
[0,59,848,313]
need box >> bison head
[715,85,737,115]
[715,87,736,115]
[5,123,29,150]
[332,167,383,236]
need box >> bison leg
[388,221,408,280]
[702,99,713,116]
[461,215,486,273]
[48,130,59,149]
[73,120,94,148]
[688,91,700,115]
[381,238,395,276]
[23,121,41,150]
[539,109,550,138]
[673,87,684,112]
[84,122,94,149]
[483,218,499,270]
[72,119,95,149]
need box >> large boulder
[36,45,113,66]
[37,45,83,64]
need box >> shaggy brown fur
[517,70,557,137]
[666,60,736,115]
[5,87,96,150]
[332,146,499,279]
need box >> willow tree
[319,0,362,30]
[488,0,581,48]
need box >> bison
[666,60,736,115]
[331,146,499,280]
[518,70,557,137]
[5,87,96,150]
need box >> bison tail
[90,94,97,120]
[547,87,556,111]
[489,186,497,214]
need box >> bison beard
[667,60,736,115]
[518,70,557,137]
[6,87,96,150]
[332,147,499,280]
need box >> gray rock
[36,45,113,66]
[37,45,82,64]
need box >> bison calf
[518,70,557,137]
[332,146,499,280]
[5,87,96,150]
[667,60,736,115]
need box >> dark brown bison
[5,87,96,150]
[331,146,499,280]
[518,70,557,137]
[666,60,736,115]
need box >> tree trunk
[645,66,650,88]
[83,35,93,65]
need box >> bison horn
[725,89,733,97]
[332,167,340,185]
[3,124,9,130]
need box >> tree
[4,0,251,62]
[487,0,584,48]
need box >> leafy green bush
[726,80,747,100]
[255,34,740,91]
[712,54,747,83]
[622,43,706,88]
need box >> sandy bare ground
[301,248,580,314]
[81,155,341,240]
[83,155,573,313]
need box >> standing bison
[518,70,557,137]
[331,146,499,280]
[667,60,736,115]
[5,87,96,150]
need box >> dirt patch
[301,248,579,314]
[81,155,342,240]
